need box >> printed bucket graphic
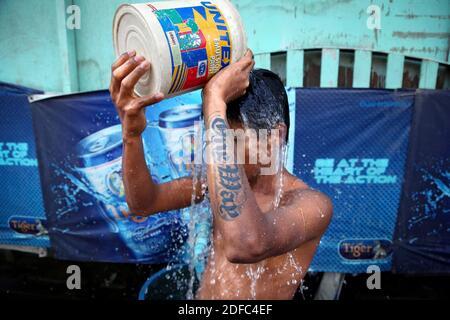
[113,0,247,97]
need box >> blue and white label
[197,60,207,78]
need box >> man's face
[228,119,285,179]
[228,120,259,179]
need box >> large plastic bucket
[113,0,247,98]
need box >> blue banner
[293,89,414,273]
[16,85,448,273]
[393,90,450,273]
[0,82,49,248]
[30,90,204,263]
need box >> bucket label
[149,2,233,94]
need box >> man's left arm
[203,51,332,264]
[204,102,333,263]
[203,95,273,264]
[261,189,333,259]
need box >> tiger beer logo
[339,239,392,260]
[9,216,47,235]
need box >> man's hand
[203,49,255,106]
[109,50,164,138]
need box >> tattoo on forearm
[208,115,246,221]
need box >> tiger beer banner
[30,90,204,263]
[293,89,414,273]
[0,82,50,248]
[18,85,448,272]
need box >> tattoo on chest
[208,115,246,221]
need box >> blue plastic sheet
[393,90,450,273]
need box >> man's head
[226,69,290,178]
[227,69,289,140]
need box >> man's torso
[197,174,321,300]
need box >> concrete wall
[0,0,78,92]
[0,0,449,93]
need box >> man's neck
[248,167,286,195]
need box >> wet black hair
[226,69,290,142]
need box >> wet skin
[109,49,333,300]
[197,172,326,300]
[195,118,330,299]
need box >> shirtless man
[109,49,333,300]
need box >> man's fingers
[120,60,151,96]
[113,55,145,84]
[244,59,255,73]
[239,50,255,71]
[135,92,165,109]
[243,49,254,63]
[240,59,254,85]
[112,50,136,72]
[110,52,136,97]
[111,56,146,99]
[245,49,254,60]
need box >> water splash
[185,120,212,300]
[51,163,112,219]
[408,167,450,230]
[273,142,288,209]
[245,262,267,299]
[243,140,291,299]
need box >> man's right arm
[122,135,197,215]
[110,51,202,216]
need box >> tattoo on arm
[208,115,246,221]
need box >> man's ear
[276,123,287,143]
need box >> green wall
[0,0,78,92]
[1,0,449,93]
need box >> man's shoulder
[290,188,332,208]
[286,172,331,201]
[284,172,309,190]
[284,174,333,224]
